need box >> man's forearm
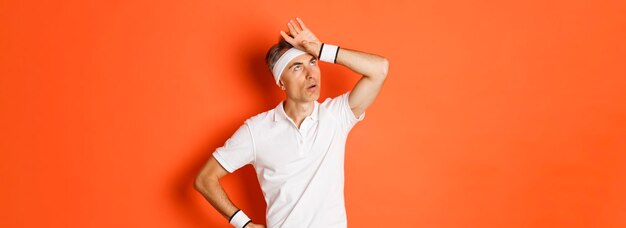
[195,178,239,220]
[335,47,389,82]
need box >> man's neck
[283,98,314,129]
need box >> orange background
[1,0,625,227]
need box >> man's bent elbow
[194,172,217,193]
[381,58,389,79]
[371,58,389,83]
[194,156,227,192]
[194,174,206,192]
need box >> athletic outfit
[213,91,364,228]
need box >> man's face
[279,53,321,102]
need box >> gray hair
[265,37,294,73]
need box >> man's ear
[279,80,286,90]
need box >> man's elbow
[373,58,389,83]
[194,174,206,192]
[194,172,217,193]
[381,58,389,78]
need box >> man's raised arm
[335,48,389,117]
[280,17,389,117]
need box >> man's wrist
[317,43,324,59]
[229,209,252,228]
[318,43,340,63]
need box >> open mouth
[307,84,317,89]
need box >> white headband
[272,48,307,85]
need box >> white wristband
[319,43,340,63]
[229,209,251,228]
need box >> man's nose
[305,66,316,79]
[305,67,313,79]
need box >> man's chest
[255,122,321,169]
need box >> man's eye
[310,60,317,65]
[294,65,302,71]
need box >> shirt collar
[274,100,319,122]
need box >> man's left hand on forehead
[280,17,322,58]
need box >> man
[194,18,389,228]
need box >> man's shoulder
[245,108,275,125]
[320,91,351,110]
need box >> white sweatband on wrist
[272,48,307,85]
[319,43,340,63]
[229,209,252,228]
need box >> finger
[287,22,299,36]
[280,30,293,41]
[292,19,303,32]
[280,30,296,44]
[296,17,307,30]
[289,19,302,33]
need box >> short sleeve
[325,91,365,132]
[212,123,255,173]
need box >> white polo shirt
[212,91,365,228]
